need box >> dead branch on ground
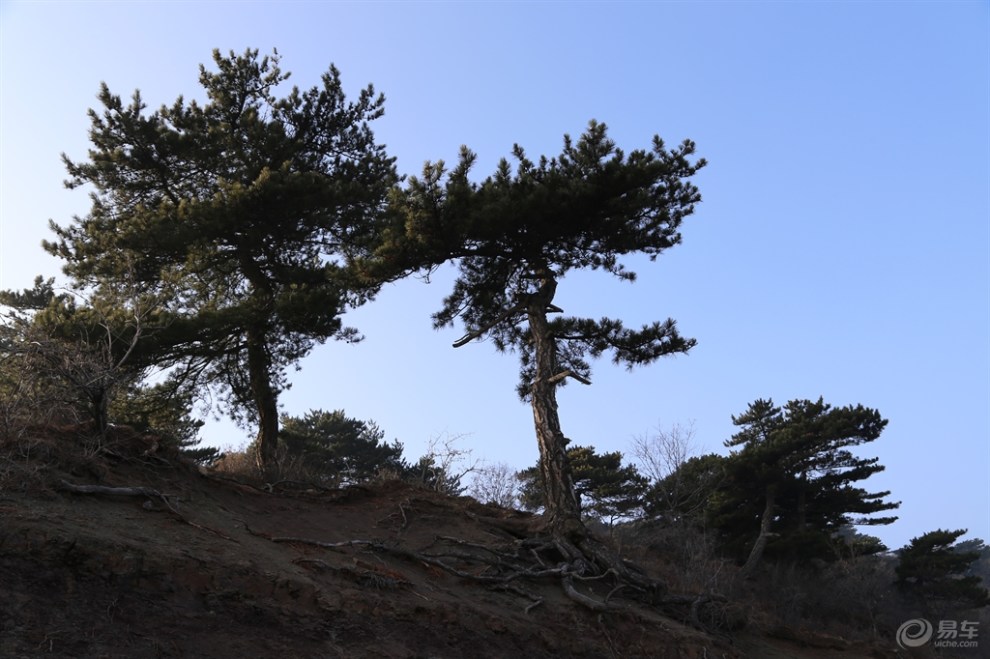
[58,479,177,509]
[58,479,237,542]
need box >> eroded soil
[0,440,903,658]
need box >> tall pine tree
[386,121,704,573]
[44,49,397,470]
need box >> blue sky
[1,1,987,551]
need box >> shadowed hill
[0,426,903,658]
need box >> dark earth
[0,428,910,658]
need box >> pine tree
[643,452,727,522]
[518,445,648,525]
[110,380,214,463]
[43,49,397,470]
[1,277,150,435]
[897,529,990,611]
[718,398,899,576]
[278,409,406,484]
[386,120,704,576]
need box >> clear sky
[1,0,987,551]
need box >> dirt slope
[0,438,898,658]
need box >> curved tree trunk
[526,276,583,539]
[739,483,777,579]
[90,388,110,439]
[247,327,279,474]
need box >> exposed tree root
[58,479,171,499]
[376,498,411,530]
[492,582,545,614]
[58,479,238,542]
[462,510,536,538]
[230,482,728,627]
[263,479,335,494]
[59,479,179,510]
[292,556,412,590]
[201,472,370,502]
[561,576,611,611]
[249,523,729,630]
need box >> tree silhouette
[278,409,405,484]
[718,398,899,577]
[388,120,704,573]
[897,529,990,612]
[43,49,397,470]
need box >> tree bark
[739,483,776,579]
[246,327,279,474]
[796,475,807,530]
[526,275,583,539]
[90,387,110,439]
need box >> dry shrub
[613,520,750,633]
[368,466,406,485]
[0,418,176,496]
[729,553,930,645]
[0,423,99,493]
[796,553,989,644]
[620,516,928,643]
[467,461,520,509]
[211,448,259,480]
[211,443,319,486]
[0,434,58,494]
[805,555,900,638]
[618,520,732,596]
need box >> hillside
[1,429,901,658]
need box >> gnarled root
[252,521,726,630]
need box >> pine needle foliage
[718,398,899,567]
[42,49,398,468]
[385,120,705,535]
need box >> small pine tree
[643,452,727,523]
[897,529,990,611]
[278,409,406,485]
[518,445,647,525]
[110,380,214,464]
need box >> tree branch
[452,300,525,348]
[546,370,592,386]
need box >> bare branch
[631,420,697,483]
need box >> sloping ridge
[0,436,883,658]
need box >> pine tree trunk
[91,388,110,439]
[796,475,807,530]
[526,276,583,539]
[247,327,279,474]
[740,483,776,579]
